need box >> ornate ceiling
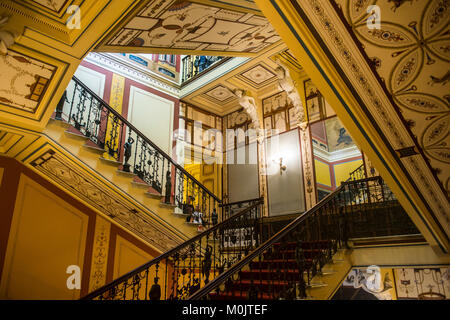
[335,0,450,197]
[181,42,297,115]
[95,0,282,56]
[0,0,141,130]
[18,0,73,15]
[254,0,449,251]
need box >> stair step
[249,259,313,270]
[273,240,332,250]
[82,141,105,154]
[160,202,177,209]
[319,269,337,276]
[174,212,190,218]
[263,249,323,260]
[131,180,150,189]
[49,118,71,128]
[117,169,137,178]
[307,282,328,288]
[64,129,88,140]
[99,156,121,166]
[185,221,203,225]
[239,269,302,281]
[209,291,273,300]
[145,191,162,199]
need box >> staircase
[82,200,265,300]
[190,177,419,300]
[46,76,221,239]
[59,78,420,301]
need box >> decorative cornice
[313,144,362,163]
[85,52,181,98]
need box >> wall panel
[0,175,89,300]
[266,130,305,216]
[128,85,174,154]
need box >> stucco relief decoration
[30,150,179,252]
[234,89,262,141]
[106,0,280,53]
[336,0,450,192]
[0,49,56,112]
[275,58,307,130]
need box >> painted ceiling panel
[96,0,281,55]
[335,0,450,193]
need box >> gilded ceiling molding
[300,0,449,240]
[96,0,281,55]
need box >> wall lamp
[273,157,287,175]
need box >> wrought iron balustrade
[346,163,366,182]
[181,55,225,83]
[54,76,221,226]
[220,197,263,221]
[82,200,264,300]
[190,176,419,300]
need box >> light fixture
[273,157,286,175]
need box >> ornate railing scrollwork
[55,76,221,226]
[81,200,264,300]
[190,177,419,300]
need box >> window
[158,54,176,66]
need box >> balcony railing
[181,55,225,83]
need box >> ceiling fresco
[96,0,281,55]
[0,50,57,113]
[335,0,450,193]
[237,63,277,88]
[203,84,236,103]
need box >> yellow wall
[0,156,163,300]
[334,159,363,187]
[0,174,89,300]
[314,159,331,187]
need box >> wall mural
[336,0,450,193]
[103,0,280,53]
[0,50,56,112]
[325,116,355,153]
[333,266,450,300]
